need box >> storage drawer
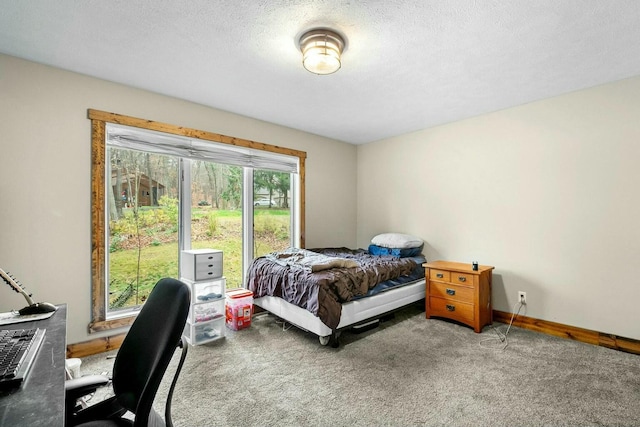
[430,269,451,282]
[186,277,225,303]
[451,272,474,286]
[194,261,223,280]
[181,249,223,281]
[429,281,474,303]
[429,296,474,324]
[183,318,224,345]
[191,299,225,324]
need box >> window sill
[88,315,136,333]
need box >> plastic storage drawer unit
[181,249,223,281]
[183,321,224,345]
[189,277,225,304]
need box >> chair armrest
[65,374,110,400]
[70,395,127,426]
[65,374,115,426]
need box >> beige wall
[4,51,638,344]
[0,54,357,344]
[357,76,640,340]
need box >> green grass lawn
[108,208,290,310]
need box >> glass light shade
[299,29,344,75]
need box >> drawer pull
[446,288,455,296]
[446,304,455,312]
[458,276,466,282]
[436,273,444,279]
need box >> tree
[221,166,242,209]
[204,162,220,208]
[110,151,124,220]
[254,170,279,207]
[275,172,290,208]
[145,152,158,206]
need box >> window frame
[88,109,306,333]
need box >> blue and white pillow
[369,233,424,258]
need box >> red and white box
[225,288,253,330]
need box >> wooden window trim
[88,109,307,333]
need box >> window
[89,110,306,332]
[106,149,180,316]
[253,169,293,258]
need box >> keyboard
[0,328,46,390]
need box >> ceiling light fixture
[298,29,345,75]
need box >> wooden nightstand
[423,260,494,333]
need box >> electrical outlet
[518,291,527,304]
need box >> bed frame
[254,278,425,347]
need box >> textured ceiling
[1,1,639,144]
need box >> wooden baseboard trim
[68,309,640,358]
[66,332,126,358]
[493,310,640,355]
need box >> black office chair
[65,278,191,427]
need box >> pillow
[371,233,424,249]
[368,244,423,258]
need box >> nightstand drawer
[429,296,474,324]
[451,272,474,286]
[430,269,451,282]
[429,281,474,303]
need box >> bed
[246,234,426,347]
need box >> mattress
[353,254,426,299]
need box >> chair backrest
[111,278,191,426]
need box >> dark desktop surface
[0,304,67,427]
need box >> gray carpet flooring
[80,304,640,426]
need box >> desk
[0,304,67,426]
